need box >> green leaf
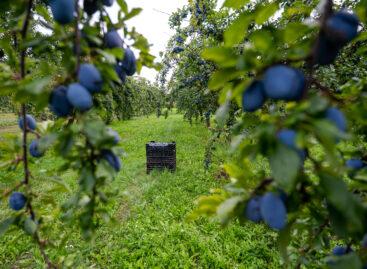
[215,102,230,127]
[269,144,301,192]
[0,217,16,236]
[255,3,279,25]
[24,218,37,235]
[320,171,364,236]
[202,47,237,68]
[328,252,362,269]
[116,0,128,13]
[224,12,253,46]
[208,68,242,90]
[223,0,250,9]
[124,8,142,21]
[217,196,243,225]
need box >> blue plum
[277,129,298,149]
[108,128,120,145]
[115,63,127,83]
[101,150,121,172]
[332,246,348,256]
[176,36,184,44]
[245,196,262,223]
[18,114,37,131]
[260,192,287,230]
[49,0,75,25]
[277,129,307,160]
[49,86,73,117]
[105,30,123,49]
[78,64,103,93]
[314,33,340,66]
[29,140,44,158]
[120,47,137,76]
[242,81,266,112]
[325,107,347,132]
[346,159,365,170]
[103,0,114,6]
[172,47,184,54]
[362,234,367,248]
[326,10,359,46]
[9,192,27,211]
[83,0,98,16]
[263,65,305,101]
[66,83,93,112]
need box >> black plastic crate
[146,141,176,174]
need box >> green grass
[0,113,281,268]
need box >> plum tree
[263,65,306,101]
[78,64,103,93]
[245,196,262,223]
[242,81,266,112]
[29,140,44,158]
[49,86,73,117]
[49,0,75,25]
[66,83,93,111]
[18,114,37,131]
[9,192,27,211]
[105,30,124,49]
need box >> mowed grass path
[0,114,280,268]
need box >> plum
[9,192,27,211]
[325,107,347,132]
[120,47,136,76]
[176,36,184,44]
[332,246,348,256]
[66,83,93,112]
[107,128,120,145]
[18,114,37,131]
[346,159,365,170]
[260,192,287,230]
[29,139,44,158]
[103,0,114,7]
[263,65,305,101]
[172,47,184,54]
[245,196,263,223]
[242,80,266,112]
[78,64,103,93]
[314,33,340,66]
[83,0,98,16]
[49,0,75,25]
[49,86,73,117]
[115,63,127,83]
[105,30,123,49]
[101,149,121,172]
[326,10,359,46]
[277,129,307,161]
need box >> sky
[106,0,189,81]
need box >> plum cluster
[49,0,114,25]
[242,65,306,112]
[242,9,359,113]
[245,192,287,230]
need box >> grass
[0,113,281,268]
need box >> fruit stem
[74,0,81,75]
